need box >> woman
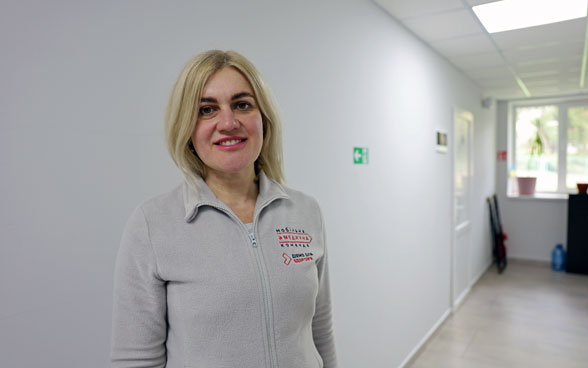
[111,50,337,368]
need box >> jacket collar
[182,171,289,222]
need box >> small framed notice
[436,130,448,153]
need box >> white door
[452,110,473,308]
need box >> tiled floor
[406,260,588,368]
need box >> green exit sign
[353,147,369,164]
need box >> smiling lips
[214,136,247,150]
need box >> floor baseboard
[398,308,451,368]
[508,257,550,267]
[399,259,493,368]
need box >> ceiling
[374,0,588,100]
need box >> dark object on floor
[566,194,588,275]
[487,194,507,273]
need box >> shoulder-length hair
[165,50,284,184]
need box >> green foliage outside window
[567,107,588,189]
[515,106,558,192]
[514,103,588,193]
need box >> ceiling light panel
[473,0,588,33]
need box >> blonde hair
[165,50,285,184]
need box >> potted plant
[517,118,545,195]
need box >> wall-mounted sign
[353,147,369,164]
[436,130,448,153]
[497,150,507,161]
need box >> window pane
[567,106,588,189]
[515,106,558,192]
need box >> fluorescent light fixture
[473,0,588,33]
[581,15,588,88]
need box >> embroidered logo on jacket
[282,252,313,266]
[282,253,292,265]
[275,227,312,248]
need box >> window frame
[509,96,588,195]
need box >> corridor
[408,261,588,368]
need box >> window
[512,100,588,194]
[567,106,588,189]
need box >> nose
[217,107,237,131]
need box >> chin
[213,162,256,176]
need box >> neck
[204,167,259,208]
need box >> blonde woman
[111,50,337,368]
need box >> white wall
[1,0,495,367]
[495,101,567,261]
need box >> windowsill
[507,192,570,201]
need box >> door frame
[450,108,474,311]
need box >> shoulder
[128,184,185,228]
[280,185,323,218]
[139,184,183,212]
[284,186,319,205]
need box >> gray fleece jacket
[111,172,337,368]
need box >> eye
[235,101,251,111]
[199,105,215,116]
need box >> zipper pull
[249,233,258,248]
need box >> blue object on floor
[552,244,566,272]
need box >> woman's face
[192,67,263,179]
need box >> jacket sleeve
[111,206,167,368]
[313,204,338,368]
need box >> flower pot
[517,177,537,195]
[577,183,588,194]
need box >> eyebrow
[231,92,255,100]
[200,92,255,103]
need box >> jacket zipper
[248,230,277,368]
[200,197,283,368]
